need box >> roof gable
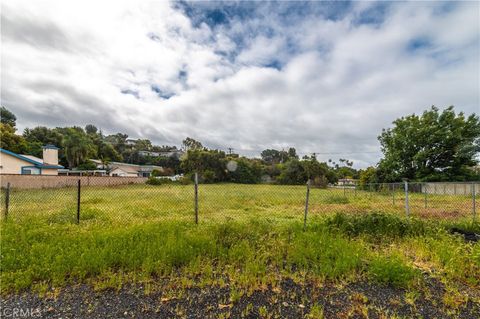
[0,148,64,169]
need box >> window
[22,167,40,175]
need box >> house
[90,159,163,177]
[138,150,184,159]
[58,169,108,176]
[0,145,64,175]
[337,178,357,186]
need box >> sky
[1,0,479,167]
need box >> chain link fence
[0,176,478,226]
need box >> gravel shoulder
[2,276,479,319]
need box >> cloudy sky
[1,1,479,167]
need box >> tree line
[1,105,479,184]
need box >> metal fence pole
[404,181,409,217]
[76,179,81,224]
[392,184,395,205]
[5,182,10,220]
[424,183,427,209]
[473,183,476,223]
[303,179,311,231]
[194,172,199,224]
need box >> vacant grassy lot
[1,184,479,318]
[2,183,477,224]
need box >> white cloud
[1,0,478,168]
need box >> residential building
[138,150,184,159]
[0,145,64,175]
[337,178,357,186]
[90,159,163,177]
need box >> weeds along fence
[0,175,478,226]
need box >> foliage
[325,212,428,240]
[182,137,203,151]
[226,157,262,184]
[0,123,29,154]
[181,149,227,183]
[260,148,297,164]
[146,177,173,185]
[62,127,97,168]
[76,160,97,171]
[358,167,378,188]
[324,195,349,204]
[378,106,480,182]
[0,106,17,127]
[277,159,305,184]
[368,253,419,288]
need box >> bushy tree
[182,137,203,151]
[0,106,16,127]
[181,149,227,183]
[378,106,480,181]
[359,167,378,189]
[63,127,97,168]
[226,157,262,184]
[0,123,29,154]
[277,159,306,184]
[261,149,291,164]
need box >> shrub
[326,212,428,240]
[368,254,419,288]
[146,177,172,185]
[324,195,349,204]
[287,228,365,279]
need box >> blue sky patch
[150,85,175,99]
[407,37,432,52]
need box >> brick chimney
[42,145,59,165]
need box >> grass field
[2,183,477,224]
[1,184,479,317]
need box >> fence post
[303,179,311,231]
[424,183,427,209]
[473,183,476,223]
[194,172,199,224]
[404,181,409,217]
[5,182,10,220]
[76,179,81,224]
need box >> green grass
[0,184,479,295]
[1,183,477,225]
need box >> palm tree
[63,128,96,168]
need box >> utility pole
[227,147,233,155]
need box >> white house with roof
[0,145,64,175]
[90,159,163,177]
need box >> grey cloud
[2,10,73,52]
[1,1,479,168]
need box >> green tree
[0,123,29,153]
[378,106,480,181]
[182,137,203,151]
[226,157,262,184]
[23,126,64,158]
[0,106,16,127]
[359,167,378,189]
[261,148,293,164]
[85,124,98,135]
[63,127,96,168]
[277,159,306,184]
[181,149,226,182]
